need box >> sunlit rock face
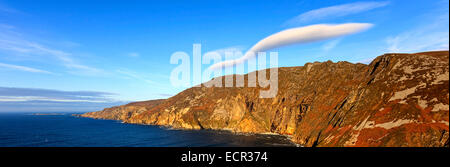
[81,51,449,147]
[81,100,164,121]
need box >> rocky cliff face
[81,100,164,120]
[81,51,449,147]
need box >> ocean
[0,112,296,147]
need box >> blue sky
[0,0,448,111]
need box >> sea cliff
[81,51,449,147]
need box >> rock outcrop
[81,51,449,147]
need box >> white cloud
[0,62,54,74]
[285,1,389,25]
[210,23,373,70]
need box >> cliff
[81,51,449,147]
[81,100,164,120]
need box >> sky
[0,0,448,112]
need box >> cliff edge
[81,51,449,147]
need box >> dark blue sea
[0,112,295,147]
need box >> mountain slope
[81,51,449,147]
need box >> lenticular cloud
[209,23,373,70]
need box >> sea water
[0,112,295,147]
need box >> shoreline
[75,114,299,147]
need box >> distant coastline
[29,113,66,116]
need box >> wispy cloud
[116,69,171,90]
[0,87,118,103]
[210,23,373,70]
[0,96,111,103]
[322,39,341,51]
[0,25,104,76]
[386,6,449,53]
[0,62,54,74]
[0,87,125,112]
[116,69,158,85]
[285,1,389,25]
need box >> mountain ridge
[81,51,449,147]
